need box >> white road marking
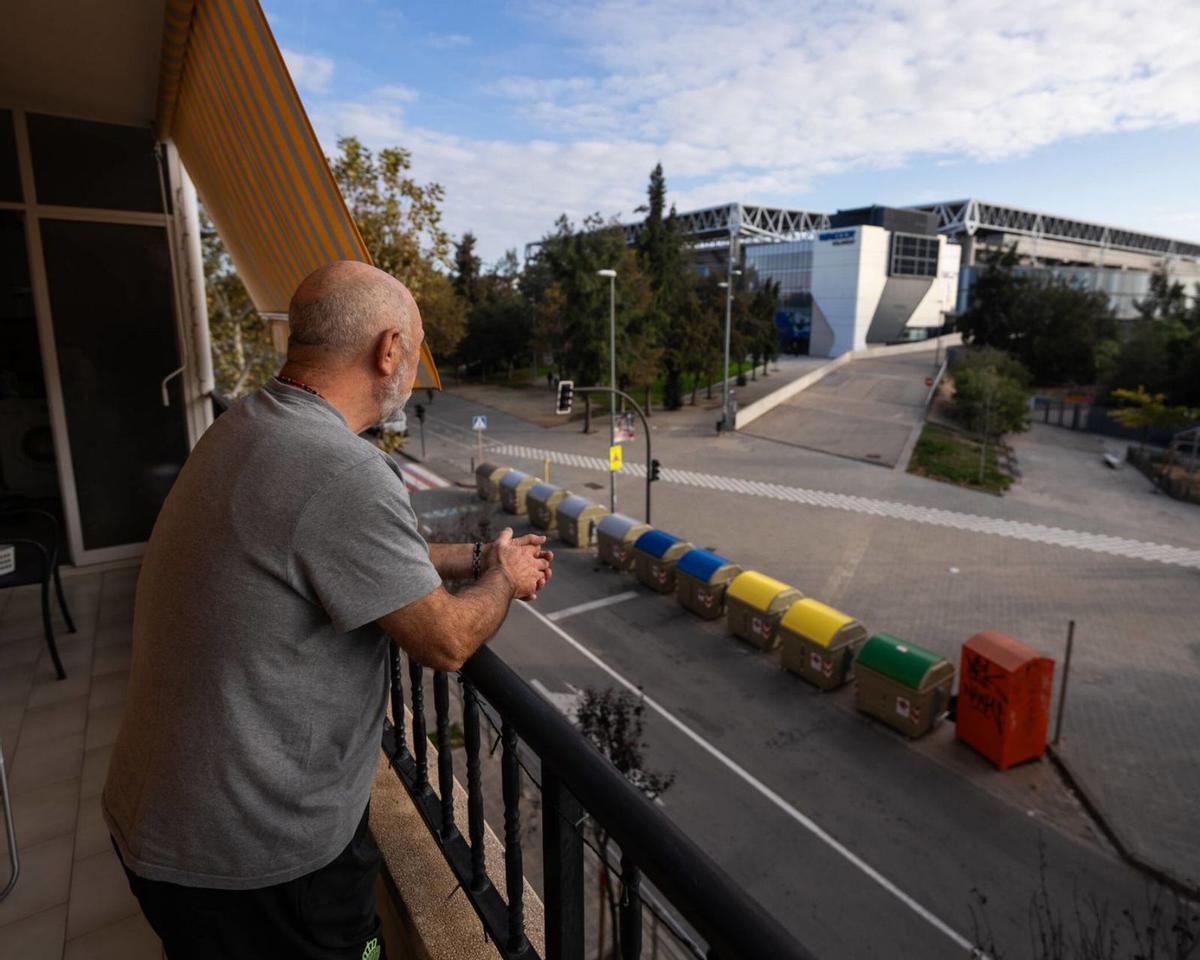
[547,590,640,622]
[485,441,1200,570]
[400,461,450,489]
[530,678,583,720]
[518,600,979,954]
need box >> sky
[264,0,1200,264]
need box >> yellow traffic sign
[609,445,623,472]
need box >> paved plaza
[743,352,936,467]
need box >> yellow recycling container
[499,470,538,515]
[779,599,869,691]
[725,572,804,651]
[527,483,569,531]
[475,462,511,502]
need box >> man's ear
[375,327,403,375]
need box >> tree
[959,247,1117,386]
[1109,386,1199,453]
[747,279,781,379]
[636,164,689,408]
[453,232,482,305]
[329,137,451,291]
[329,137,465,362]
[458,296,529,379]
[1108,268,1200,408]
[574,687,674,960]
[950,349,1031,437]
[526,214,651,390]
[201,210,276,398]
[414,271,467,360]
[690,274,727,401]
[959,247,1026,355]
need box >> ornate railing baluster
[542,766,584,960]
[501,720,529,955]
[433,670,457,840]
[620,852,643,959]
[388,646,406,759]
[462,678,488,893]
[408,659,429,793]
[382,646,813,960]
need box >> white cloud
[281,48,335,94]
[375,85,419,103]
[303,0,1200,258]
[428,33,473,49]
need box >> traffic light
[415,403,426,422]
[555,379,575,415]
[649,458,661,482]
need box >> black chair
[0,506,76,680]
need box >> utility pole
[598,269,618,513]
[978,372,995,484]
[721,236,738,432]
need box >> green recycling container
[854,633,955,738]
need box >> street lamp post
[598,268,617,513]
[719,263,742,432]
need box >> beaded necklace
[274,374,325,400]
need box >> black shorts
[114,805,386,960]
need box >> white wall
[810,225,890,355]
[852,226,890,348]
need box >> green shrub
[951,348,1031,437]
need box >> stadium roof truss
[623,203,832,248]
[524,202,831,260]
[911,198,1200,260]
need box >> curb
[1047,745,1198,900]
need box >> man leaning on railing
[102,261,553,960]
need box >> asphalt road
[484,542,1151,960]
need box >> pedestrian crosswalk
[398,461,450,492]
[489,442,1200,570]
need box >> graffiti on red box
[963,649,1009,734]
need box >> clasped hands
[484,529,553,601]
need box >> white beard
[376,372,412,424]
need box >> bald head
[288,260,417,361]
[282,261,424,430]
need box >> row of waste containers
[477,463,1055,770]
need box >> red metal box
[957,631,1055,770]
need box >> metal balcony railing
[382,645,815,960]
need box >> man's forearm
[428,542,475,581]
[443,567,514,663]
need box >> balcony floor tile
[65,847,140,940]
[0,905,68,960]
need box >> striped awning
[154,0,441,389]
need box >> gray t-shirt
[103,380,442,889]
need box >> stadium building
[617,200,1200,357]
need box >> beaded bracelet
[472,541,483,581]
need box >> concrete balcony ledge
[370,718,545,960]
